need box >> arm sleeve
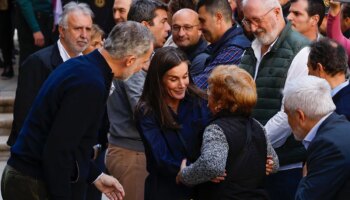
[327,13,350,57]
[42,83,105,199]
[123,71,146,112]
[136,112,183,176]
[295,140,349,200]
[194,46,245,89]
[16,0,41,32]
[181,124,228,186]
[265,47,310,148]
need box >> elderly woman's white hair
[283,76,336,119]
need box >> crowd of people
[0,0,350,199]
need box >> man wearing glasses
[239,0,310,199]
[171,8,209,79]
[192,0,251,89]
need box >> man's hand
[33,31,45,47]
[266,155,274,175]
[94,173,125,200]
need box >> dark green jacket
[239,22,310,125]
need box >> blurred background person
[0,0,14,79]
[16,0,54,65]
[177,65,279,200]
[327,0,350,67]
[83,24,104,55]
[135,47,211,200]
[113,0,133,24]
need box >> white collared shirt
[57,40,82,62]
[249,38,310,170]
[302,112,333,150]
[331,80,349,97]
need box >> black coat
[8,43,63,146]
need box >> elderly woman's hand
[176,159,187,184]
[266,156,274,175]
[329,0,342,17]
[210,171,227,183]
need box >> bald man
[172,8,209,78]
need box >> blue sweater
[136,95,211,200]
[8,50,113,199]
[333,83,350,121]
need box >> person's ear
[58,25,65,39]
[125,55,136,68]
[296,109,306,124]
[215,12,223,24]
[311,15,320,27]
[317,63,327,78]
[141,21,151,28]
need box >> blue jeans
[265,168,302,200]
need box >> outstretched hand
[94,173,125,200]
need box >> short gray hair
[284,76,335,119]
[104,21,154,59]
[59,2,94,28]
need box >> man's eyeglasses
[172,24,199,32]
[242,7,275,28]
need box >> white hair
[242,0,281,12]
[283,76,336,119]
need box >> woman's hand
[266,155,274,175]
[210,171,227,183]
[176,159,187,184]
[329,0,342,17]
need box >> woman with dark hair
[176,65,279,200]
[135,46,211,199]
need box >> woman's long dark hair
[136,46,205,130]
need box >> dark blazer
[8,43,63,146]
[333,83,350,121]
[295,113,350,200]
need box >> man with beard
[193,0,251,89]
[239,0,310,199]
[8,2,93,146]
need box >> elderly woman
[135,47,211,200]
[176,65,278,199]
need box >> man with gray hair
[284,76,350,200]
[239,0,310,199]
[8,1,94,146]
[1,21,154,200]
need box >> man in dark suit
[283,75,350,200]
[308,38,350,121]
[7,2,93,146]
